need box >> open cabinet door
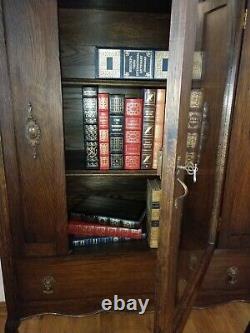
[154,0,245,332]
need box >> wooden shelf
[66,169,158,177]
[62,78,166,88]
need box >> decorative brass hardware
[175,178,189,208]
[25,102,41,159]
[42,275,55,294]
[226,266,239,285]
[177,157,198,183]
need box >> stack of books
[83,87,166,170]
[68,196,146,248]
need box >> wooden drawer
[16,243,156,304]
[195,250,250,306]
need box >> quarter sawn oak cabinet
[0,0,249,332]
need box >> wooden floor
[0,302,249,332]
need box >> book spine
[109,95,125,169]
[71,236,121,247]
[98,93,110,170]
[70,212,142,229]
[68,222,142,239]
[141,89,157,169]
[124,98,143,170]
[147,179,161,249]
[152,89,166,169]
[82,87,99,169]
[185,89,203,165]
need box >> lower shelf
[16,241,156,316]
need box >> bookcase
[0,0,249,332]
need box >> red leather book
[98,93,109,170]
[124,98,143,169]
[152,89,166,169]
[68,221,142,239]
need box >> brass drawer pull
[226,266,239,285]
[42,276,55,295]
[25,102,41,159]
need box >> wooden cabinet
[0,0,249,332]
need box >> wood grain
[3,0,68,255]
[219,0,250,248]
[0,302,250,333]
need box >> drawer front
[16,250,156,303]
[201,250,250,290]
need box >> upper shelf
[62,78,167,88]
[58,0,172,13]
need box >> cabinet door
[219,0,250,249]
[1,0,67,256]
[154,0,243,332]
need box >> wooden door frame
[154,0,245,332]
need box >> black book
[82,87,99,169]
[109,94,125,169]
[141,89,157,169]
[70,195,146,229]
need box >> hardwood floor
[0,302,249,332]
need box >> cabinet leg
[5,317,20,333]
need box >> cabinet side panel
[3,0,68,254]
[220,4,250,248]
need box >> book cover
[124,98,143,169]
[70,195,146,229]
[141,89,157,169]
[123,49,154,79]
[96,48,122,78]
[147,179,161,248]
[68,221,143,239]
[154,51,169,79]
[152,89,166,169]
[96,48,156,80]
[82,87,99,169]
[98,93,110,170]
[109,94,125,169]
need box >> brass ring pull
[42,275,55,295]
[226,266,239,285]
[25,102,41,159]
[175,178,189,208]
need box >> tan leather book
[152,89,166,169]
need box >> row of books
[68,196,146,248]
[83,87,166,170]
[96,48,203,80]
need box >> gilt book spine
[109,95,125,169]
[185,89,203,165]
[152,89,166,169]
[68,221,142,239]
[124,98,143,169]
[82,87,99,169]
[141,89,157,169]
[98,93,110,170]
[147,179,161,248]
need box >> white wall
[0,262,5,301]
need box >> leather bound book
[152,89,166,169]
[141,89,157,169]
[68,222,143,239]
[98,93,109,170]
[147,178,161,248]
[82,87,99,169]
[70,195,146,229]
[124,98,143,170]
[109,94,125,169]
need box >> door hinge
[242,9,248,30]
